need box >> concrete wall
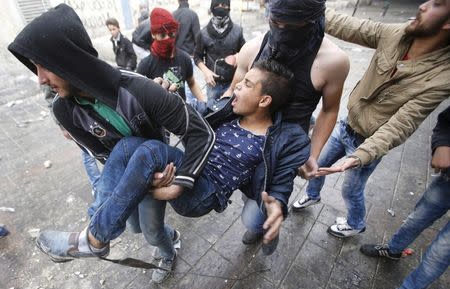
[0,0,147,104]
[1,0,28,77]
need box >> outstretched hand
[298,157,319,180]
[262,191,283,244]
[315,157,360,177]
[152,163,176,188]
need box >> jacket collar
[179,1,189,8]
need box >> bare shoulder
[311,37,350,95]
[316,37,350,75]
[237,35,264,70]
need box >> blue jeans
[88,138,184,260]
[81,150,101,196]
[388,172,450,289]
[306,119,382,230]
[88,136,271,255]
[206,82,230,105]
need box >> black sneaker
[262,234,279,256]
[360,244,401,260]
[242,230,263,245]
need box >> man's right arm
[325,8,394,49]
[193,31,218,86]
[222,36,262,97]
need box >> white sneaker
[292,195,321,211]
[335,217,347,225]
[327,219,366,238]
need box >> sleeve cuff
[173,175,195,189]
[351,149,372,166]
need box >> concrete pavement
[1,1,448,288]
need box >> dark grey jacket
[173,2,200,55]
[111,33,137,71]
[194,21,245,76]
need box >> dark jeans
[389,172,450,289]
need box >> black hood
[8,4,121,106]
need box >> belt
[345,123,366,143]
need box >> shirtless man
[223,0,349,181]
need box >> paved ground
[1,1,448,289]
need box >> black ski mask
[262,0,326,62]
[210,0,230,17]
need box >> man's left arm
[299,47,349,179]
[263,127,311,241]
[352,90,449,166]
[318,90,449,175]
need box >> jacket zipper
[260,128,271,211]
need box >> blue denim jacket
[204,97,311,218]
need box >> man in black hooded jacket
[8,3,214,279]
[194,0,245,103]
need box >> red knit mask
[151,38,176,59]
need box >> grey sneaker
[152,251,176,283]
[36,229,109,262]
[292,195,321,211]
[153,229,181,260]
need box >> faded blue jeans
[81,150,101,196]
[388,172,450,289]
[306,119,382,230]
[88,138,184,260]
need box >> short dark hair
[105,18,120,28]
[253,60,294,114]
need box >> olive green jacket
[326,9,450,165]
